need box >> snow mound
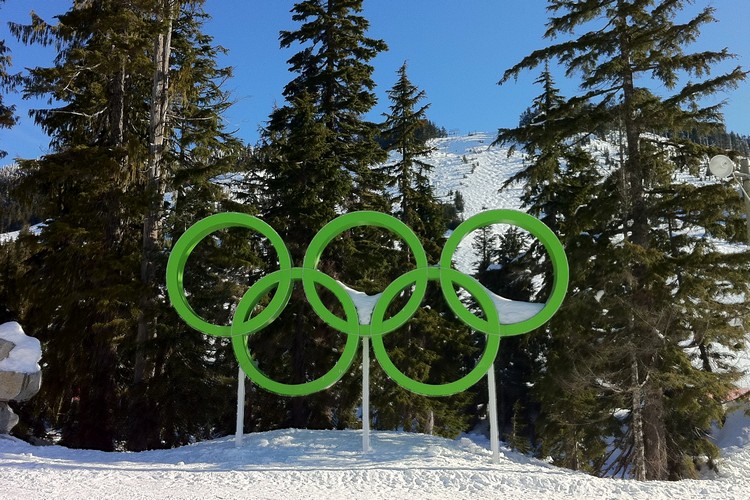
[2,428,750,499]
[0,322,42,374]
[340,281,382,324]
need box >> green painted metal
[166,210,568,397]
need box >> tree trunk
[130,0,175,451]
[630,354,647,481]
[643,385,669,480]
[135,0,175,386]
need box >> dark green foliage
[377,119,447,149]
[0,166,43,233]
[441,191,464,230]
[0,0,20,160]
[7,0,245,451]
[499,0,750,480]
[506,400,531,454]
[250,0,389,430]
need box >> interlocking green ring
[166,210,568,397]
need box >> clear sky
[1,0,749,161]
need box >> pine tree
[0,0,18,160]
[10,0,159,450]
[499,0,750,480]
[277,0,388,212]
[130,1,247,450]
[11,0,243,450]
[496,62,598,234]
[249,0,389,430]
[369,63,475,437]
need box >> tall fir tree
[129,1,248,450]
[248,0,389,430]
[499,0,750,480]
[276,0,388,212]
[371,63,476,437]
[380,62,438,242]
[10,0,244,450]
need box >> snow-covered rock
[0,322,42,434]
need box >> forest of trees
[1,0,749,482]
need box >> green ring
[440,210,568,336]
[231,267,360,396]
[168,210,569,399]
[371,267,501,396]
[166,212,292,337]
[303,211,428,336]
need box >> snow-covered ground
[2,421,750,499]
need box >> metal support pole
[235,365,245,448]
[362,336,371,454]
[487,363,500,463]
[741,159,750,245]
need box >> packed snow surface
[0,322,42,373]
[2,424,750,499]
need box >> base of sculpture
[0,402,19,434]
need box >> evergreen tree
[250,0,389,430]
[0,0,19,160]
[370,63,475,437]
[499,0,750,480]
[496,62,599,234]
[131,1,247,450]
[10,0,243,450]
[276,0,388,212]
[380,62,440,249]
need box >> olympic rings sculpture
[166,210,568,397]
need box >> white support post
[362,336,371,454]
[741,159,750,245]
[487,363,500,463]
[235,365,245,448]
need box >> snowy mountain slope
[426,132,527,273]
[425,132,750,388]
[2,424,750,499]
[429,132,526,213]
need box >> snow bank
[1,428,750,499]
[483,285,545,324]
[0,223,45,245]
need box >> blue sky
[1,0,749,161]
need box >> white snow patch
[0,223,45,245]
[339,282,382,325]
[0,322,42,373]
[482,284,545,324]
